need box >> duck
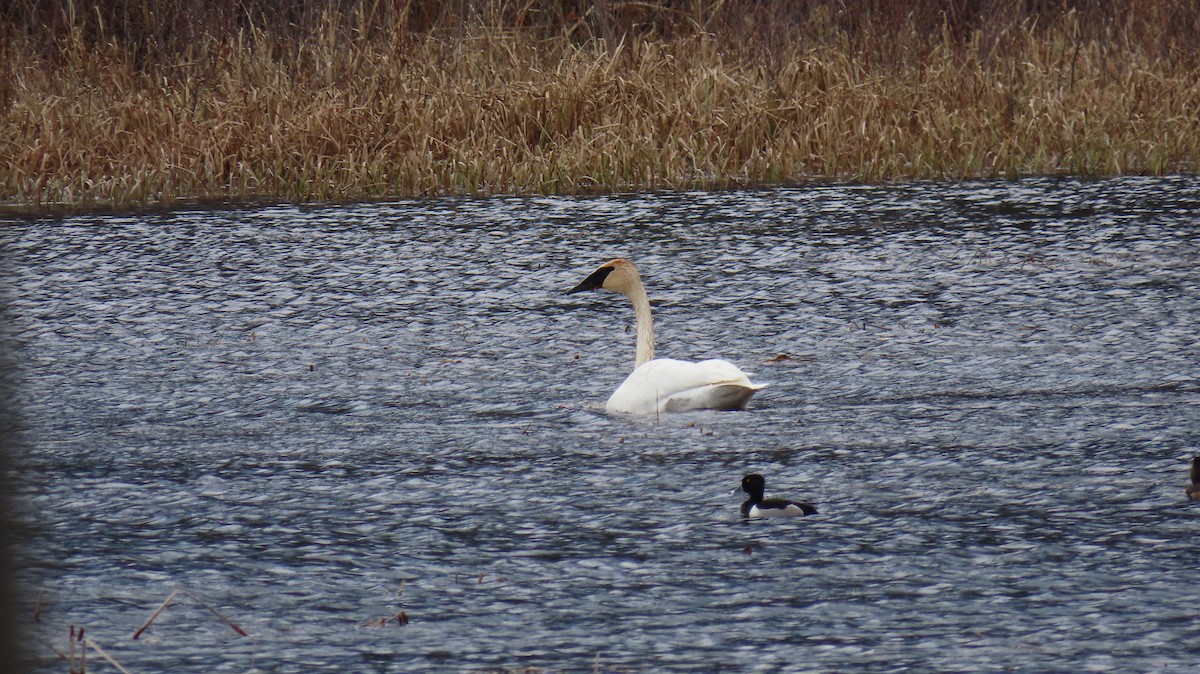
[740,474,817,518]
[565,258,765,415]
[1188,457,1200,501]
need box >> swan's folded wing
[606,358,766,414]
[661,382,760,412]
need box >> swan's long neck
[626,278,655,368]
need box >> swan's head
[565,258,642,296]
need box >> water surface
[4,177,1200,672]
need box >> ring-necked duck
[740,474,817,518]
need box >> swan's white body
[607,357,761,415]
[566,258,765,415]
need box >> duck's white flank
[746,502,812,518]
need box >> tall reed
[1,1,1198,206]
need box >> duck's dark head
[741,473,766,500]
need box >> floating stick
[362,611,409,627]
[180,589,249,637]
[84,637,134,674]
[132,589,179,640]
[132,588,248,639]
[32,634,69,663]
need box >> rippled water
[4,176,1200,672]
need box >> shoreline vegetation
[1,1,1199,208]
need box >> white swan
[565,258,765,415]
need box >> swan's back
[606,358,765,415]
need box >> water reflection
[4,176,1200,672]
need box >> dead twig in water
[363,611,409,627]
[30,634,69,664]
[179,589,249,637]
[34,590,46,623]
[131,587,248,640]
[83,637,134,674]
[131,589,179,640]
[72,626,86,674]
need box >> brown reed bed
[1,1,1199,208]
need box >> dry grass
[1,1,1199,207]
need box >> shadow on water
[3,176,1200,672]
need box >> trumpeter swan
[565,258,765,415]
[740,474,817,518]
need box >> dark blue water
[4,176,1200,672]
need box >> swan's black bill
[565,265,614,294]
